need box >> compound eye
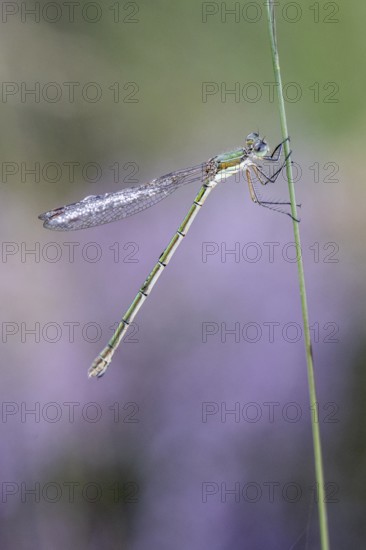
[253,139,269,157]
[246,132,260,146]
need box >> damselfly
[39,132,296,378]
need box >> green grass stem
[265,3,330,549]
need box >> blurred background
[1,1,365,548]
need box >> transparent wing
[39,163,206,231]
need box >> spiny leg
[262,136,290,163]
[254,136,291,186]
[245,167,260,204]
[245,163,294,207]
[255,149,292,186]
[250,165,300,222]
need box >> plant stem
[265,3,330,549]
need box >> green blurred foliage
[2,0,364,170]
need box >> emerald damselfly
[39,132,296,378]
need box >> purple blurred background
[1,2,365,548]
